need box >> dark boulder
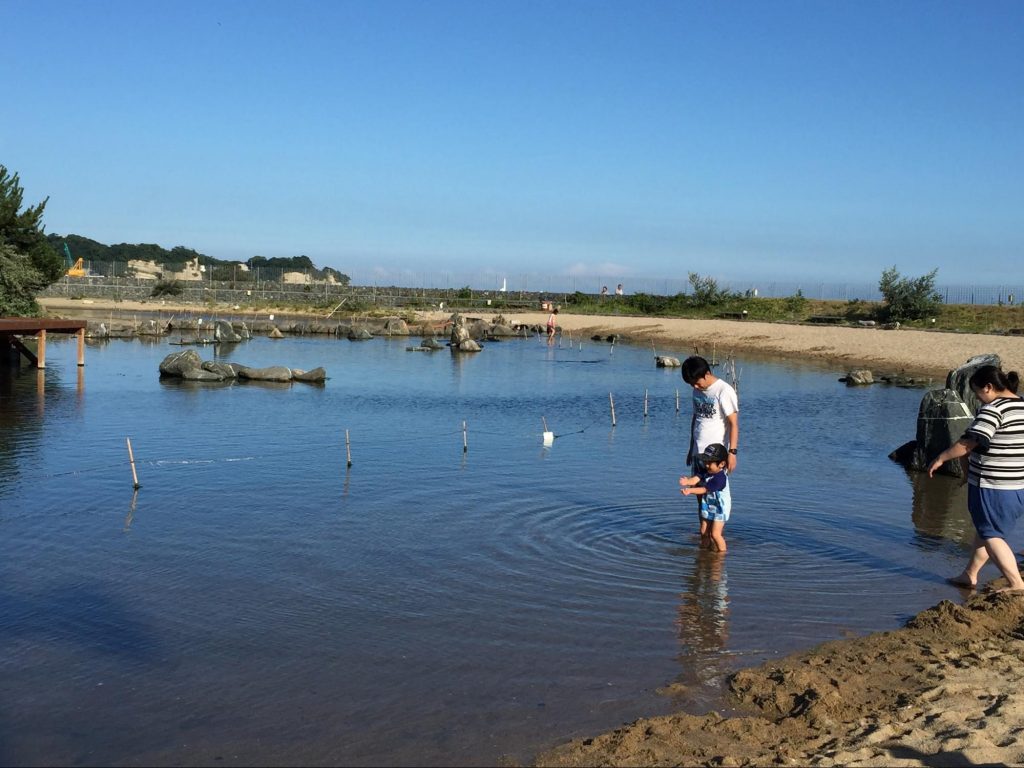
[159,350,203,377]
[946,353,1001,416]
[889,388,974,477]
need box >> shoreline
[40,298,1024,379]
[37,297,1024,765]
[536,590,1024,767]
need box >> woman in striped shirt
[928,365,1024,592]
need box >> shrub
[151,278,183,297]
[878,267,942,322]
[784,290,808,316]
[687,272,732,307]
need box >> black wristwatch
[728,448,738,455]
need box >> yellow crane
[64,242,86,277]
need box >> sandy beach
[41,298,1024,380]
[38,298,1024,766]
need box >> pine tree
[0,165,63,315]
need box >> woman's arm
[928,437,979,477]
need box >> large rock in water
[291,367,327,383]
[237,365,294,382]
[201,361,239,379]
[890,388,974,477]
[213,320,243,343]
[159,350,203,377]
[946,353,1000,416]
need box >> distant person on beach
[546,306,558,341]
[928,365,1024,592]
[680,443,732,552]
[615,283,624,295]
[600,286,608,296]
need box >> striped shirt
[965,396,1024,490]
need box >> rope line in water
[29,404,674,481]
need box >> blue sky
[3,0,1022,290]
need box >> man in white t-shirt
[681,356,739,474]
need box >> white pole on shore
[126,437,141,489]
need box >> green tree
[878,266,942,322]
[687,272,732,307]
[0,165,63,315]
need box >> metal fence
[45,263,1024,307]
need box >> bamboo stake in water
[345,429,352,467]
[462,420,468,453]
[609,393,617,427]
[126,437,141,490]
[643,389,648,419]
[542,416,549,433]
[675,388,680,412]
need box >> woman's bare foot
[946,574,976,588]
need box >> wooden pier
[0,318,88,368]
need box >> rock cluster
[158,350,327,384]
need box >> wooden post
[36,329,46,369]
[462,420,468,453]
[77,327,85,366]
[644,389,648,419]
[609,393,617,427]
[345,429,352,467]
[126,437,141,489]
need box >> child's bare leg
[699,518,711,549]
[708,521,727,553]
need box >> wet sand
[40,298,1024,766]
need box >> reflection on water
[909,468,973,546]
[0,335,1006,766]
[675,551,730,691]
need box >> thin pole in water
[462,420,468,453]
[345,429,352,467]
[609,393,617,427]
[644,389,648,419]
[126,437,141,490]
[675,388,680,412]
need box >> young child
[679,443,732,552]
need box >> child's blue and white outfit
[698,469,731,522]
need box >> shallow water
[0,332,988,766]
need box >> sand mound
[536,592,1024,767]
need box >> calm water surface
[0,331,988,766]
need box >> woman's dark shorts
[968,484,1024,539]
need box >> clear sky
[3,0,1022,289]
